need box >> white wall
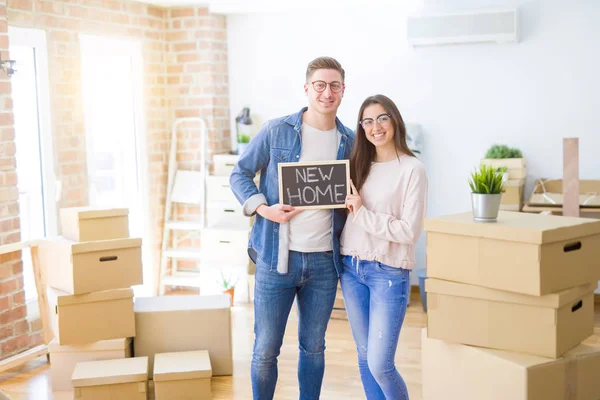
[226,0,600,287]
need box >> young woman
[341,94,428,399]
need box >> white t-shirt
[288,123,340,252]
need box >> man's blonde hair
[305,56,345,82]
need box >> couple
[230,56,428,400]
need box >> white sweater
[340,155,428,270]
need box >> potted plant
[481,144,527,179]
[237,133,251,156]
[217,270,238,305]
[469,163,506,222]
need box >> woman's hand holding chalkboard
[345,180,363,216]
[256,203,303,224]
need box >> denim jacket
[229,107,355,275]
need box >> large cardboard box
[48,287,136,345]
[426,279,595,358]
[421,328,600,400]
[154,350,212,400]
[49,337,132,391]
[40,237,143,295]
[425,211,600,295]
[60,207,129,242]
[134,295,232,378]
[72,357,148,400]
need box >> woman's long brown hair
[350,94,416,192]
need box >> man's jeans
[340,255,410,400]
[251,250,338,400]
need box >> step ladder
[157,117,209,295]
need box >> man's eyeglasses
[310,80,344,93]
[360,114,392,130]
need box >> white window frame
[8,26,57,321]
[78,34,153,295]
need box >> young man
[230,56,354,399]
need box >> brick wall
[165,7,230,272]
[0,0,232,360]
[0,0,30,361]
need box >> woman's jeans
[340,255,410,400]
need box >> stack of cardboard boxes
[481,157,527,211]
[41,208,141,395]
[41,207,232,399]
[422,211,600,399]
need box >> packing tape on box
[536,179,557,205]
[565,356,578,400]
[582,192,598,205]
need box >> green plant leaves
[237,134,251,143]
[485,144,522,159]
[469,163,506,194]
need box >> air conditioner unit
[407,8,519,46]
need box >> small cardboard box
[501,178,525,205]
[481,157,527,179]
[48,287,136,345]
[154,350,212,400]
[425,211,600,295]
[49,337,132,391]
[134,295,232,378]
[421,328,600,400]
[60,207,129,242]
[426,279,595,358]
[40,237,143,295]
[72,357,148,400]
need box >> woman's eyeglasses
[360,114,392,130]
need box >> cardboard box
[528,178,600,207]
[48,287,136,345]
[421,328,600,400]
[481,157,527,179]
[134,295,232,378]
[49,337,132,391]
[40,237,143,295]
[60,207,129,242]
[426,279,595,358]
[501,178,524,205]
[154,350,212,400]
[425,211,600,295]
[72,357,148,400]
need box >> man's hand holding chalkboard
[345,180,363,216]
[256,203,303,224]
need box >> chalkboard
[278,160,350,209]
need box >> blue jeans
[252,250,338,400]
[340,256,410,400]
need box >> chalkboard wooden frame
[278,160,350,210]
